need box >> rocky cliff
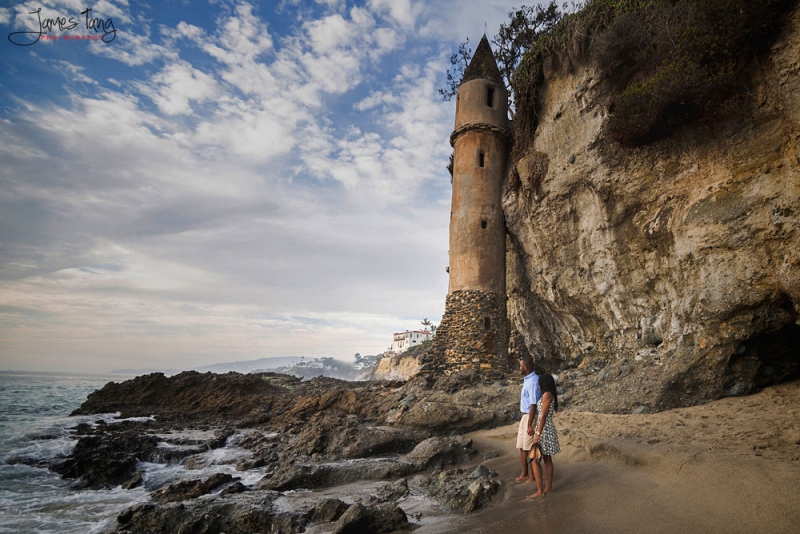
[365,352,421,381]
[504,2,800,412]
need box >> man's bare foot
[514,474,528,482]
[525,492,544,499]
[543,488,552,495]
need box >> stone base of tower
[422,290,511,379]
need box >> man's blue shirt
[520,371,541,413]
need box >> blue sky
[0,0,519,373]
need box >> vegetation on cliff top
[513,0,798,149]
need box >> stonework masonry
[424,289,510,379]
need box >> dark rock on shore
[114,484,415,534]
[48,419,236,489]
[332,502,413,534]
[71,371,300,422]
[57,369,522,532]
[259,435,476,492]
[421,465,501,513]
[282,413,426,460]
[50,427,159,489]
[116,492,285,534]
[152,473,240,503]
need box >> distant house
[354,354,381,371]
[391,330,432,354]
[294,358,325,369]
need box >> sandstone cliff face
[504,6,800,412]
[365,353,421,381]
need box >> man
[516,355,541,482]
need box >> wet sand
[418,379,800,534]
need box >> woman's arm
[533,392,552,442]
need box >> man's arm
[526,400,537,435]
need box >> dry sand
[417,379,800,534]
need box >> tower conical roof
[461,35,504,86]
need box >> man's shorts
[516,413,534,450]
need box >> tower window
[481,220,487,229]
[484,317,491,329]
[478,151,485,167]
[487,86,495,108]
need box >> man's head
[519,355,534,376]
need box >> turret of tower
[453,36,510,133]
[447,35,511,296]
[423,35,512,380]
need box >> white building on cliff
[391,330,432,354]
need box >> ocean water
[0,371,149,533]
[0,371,266,534]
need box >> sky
[0,0,523,373]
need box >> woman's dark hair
[539,373,558,412]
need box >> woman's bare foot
[525,492,544,499]
[514,474,528,482]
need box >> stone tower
[428,36,512,378]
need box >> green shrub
[401,339,433,357]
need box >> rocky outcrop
[504,4,800,412]
[71,371,300,421]
[420,465,501,513]
[113,471,428,534]
[115,491,354,534]
[152,473,240,503]
[332,502,412,534]
[388,371,517,431]
[258,436,476,492]
[57,371,521,532]
[50,422,160,489]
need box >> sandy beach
[418,379,800,534]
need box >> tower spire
[461,34,504,86]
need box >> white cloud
[138,61,219,115]
[368,0,420,29]
[371,26,401,58]
[306,13,358,52]
[176,1,274,90]
[174,21,205,41]
[424,0,528,43]
[192,108,298,161]
[353,90,395,112]
[314,0,344,9]
[92,28,177,66]
[286,10,373,96]
[214,2,274,62]
[305,57,451,203]
[33,91,167,160]
[53,61,97,84]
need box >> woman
[526,373,560,498]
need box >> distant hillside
[112,357,303,376]
[192,357,303,374]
